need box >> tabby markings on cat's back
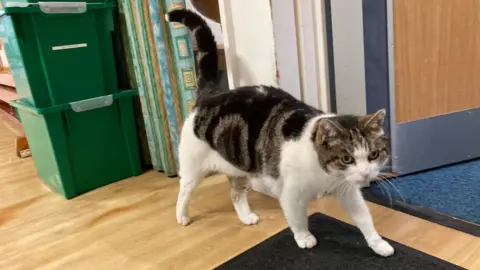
[193,85,321,178]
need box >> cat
[165,9,394,256]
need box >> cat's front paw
[176,215,191,226]
[295,233,317,249]
[240,212,260,225]
[368,238,394,257]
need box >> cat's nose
[359,170,370,178]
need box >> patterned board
[163,0,197,119]
[118,0,197,176]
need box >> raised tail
[166,9,218,88]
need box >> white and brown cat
[166,9,394,257]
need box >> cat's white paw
[240,212,259,225]
[295,233,318,249]
[177,215,191,226]
[369,238,394,257]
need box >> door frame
[329,0,393,171]
[217,0,332,111]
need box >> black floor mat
[363,189,480,237]
[216,213,464,270]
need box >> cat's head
[312,109,388,185]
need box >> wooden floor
[0,120,479,270]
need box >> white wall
[331,0,366,115]
[271,0,301,100]
[213,0,331,112]
[218,0,277,88]
[272,0,331,111]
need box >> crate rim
[0,1,116,17]
[9,89,137,115]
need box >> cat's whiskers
[335,178,355,199]
[377,174,406,204]
[373,177,394,206]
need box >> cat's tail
[165,9,218,89]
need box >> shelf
[0,102,23,136]
[191,0,220,23]
[0,72,15,88]
[0,84,18,102]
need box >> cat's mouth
[347,175,375,187]
[345,174,374,184]
[359,180,372,188]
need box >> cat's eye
[341,155,354,164]
[368,150,380,160]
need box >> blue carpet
[370,159,480,224]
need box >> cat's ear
[314,118,343,145]
[361,109,386,134]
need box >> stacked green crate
[1,0,142,199]
[1,1,119,107]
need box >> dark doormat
[363,188,480,237]
[216,213,464,270]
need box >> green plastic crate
[10,90,142,199]
[0,1,120,108]
[1,0,104,6]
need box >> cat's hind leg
[176,113,209,226]
[176,173,204,226]
[228,176,259,225]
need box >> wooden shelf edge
[0,84,18,102]
[0,72,15,88]
[0,106,23,135]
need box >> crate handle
[69,95,113,112]
[38,2,87,14]
[5,2,31,8]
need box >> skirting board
[392,107,480,175]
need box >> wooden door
[391,0,480,174]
